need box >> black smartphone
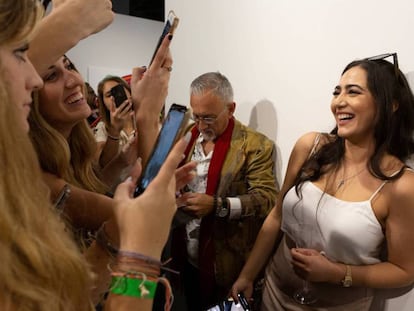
[109,84,128,108]
[149,10,179,66]
[237,293,251,311]
[133,104,189,197]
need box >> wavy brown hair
[29,77,107,194]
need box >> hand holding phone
[149,10,179,66]
[110,84,129,108]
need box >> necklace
[336,166,366,190]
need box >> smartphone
[237,293,251,311]
[110,84,129,108]
[133,104,189,197]
[149,10,179,66]
[206,294,250,311]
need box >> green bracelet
[110,276,158,299]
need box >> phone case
[133,104,189,197]
[149,10,179,66]
[110,84,128,108]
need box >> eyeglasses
[365,52,399,76]
[190,107,228,125]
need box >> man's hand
[180,193,215,218]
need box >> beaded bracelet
[118,250,162,266]
[109,250,175,310]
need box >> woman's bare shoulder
[393,168,414,195]
[385,161,414,211]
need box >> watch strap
[214,196,229,218]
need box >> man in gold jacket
[171,72,278,310]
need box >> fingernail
[168,34,173,40]
[137,157,142,163]
[126,176,132,182]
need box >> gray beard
[201,129,216,142]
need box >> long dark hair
[295,57,414,193]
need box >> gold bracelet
[341,264,352,287]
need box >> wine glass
[289,223,318,305]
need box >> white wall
[67,2,414,178]
[68,3,414,309]
[69,2,414,180]
[165,0,414,182]
[164,2,414,309]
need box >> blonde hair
[0,1,95,309]
[29,92,107,193]
[0,0,42,45]
[0,75,92,310]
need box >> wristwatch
[341,265,352,287]
[215,197,230,218]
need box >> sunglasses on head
[364,52,399,76]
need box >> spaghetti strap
[369,181,388,202]
[369,166,408,202]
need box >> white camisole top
[281,181,387,265]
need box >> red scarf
[181,117,235,307]
[183,117,234,195]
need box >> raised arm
[105,134,191,311]
[131,35,173,167]
[29,0,114,75]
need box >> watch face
[218,207,228,217]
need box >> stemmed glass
[289,223,318,305]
